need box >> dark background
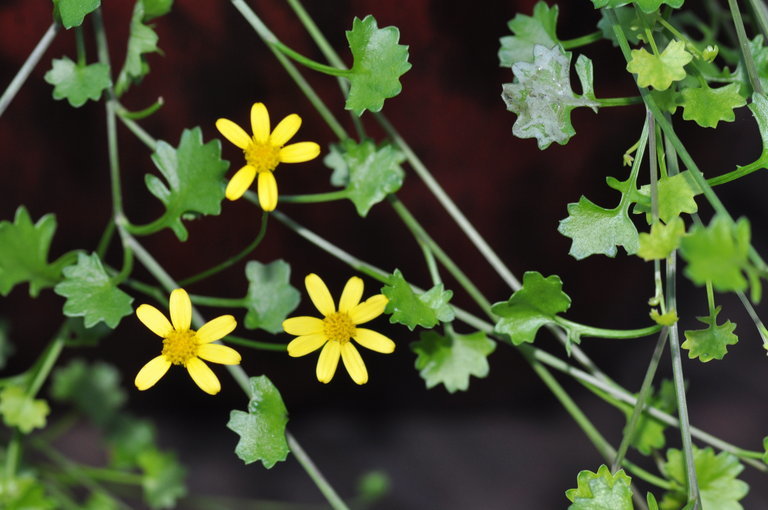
[2,0,768,508]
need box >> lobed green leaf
[53,0,101,29]
[243,260,300,334]
[44,57,111,107]
[382,269,454,331]
[498,1,560,67]
[638,217,686,261]
[137,449,187,509]
[682,306,738,362]
[558,196,638,259]
[411,331,495,393]
[681,83,746,128]
[627,40,692,91]
[565,464,634,510]
[0,386,50,434]
[50,358,127,427]
[115,1,160,97]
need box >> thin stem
[287,433,350,510]
[595,96,644,107]
[281,190,350,204]
[561,31,603,49]
[555,317,662,340]
[28,332,67,398]
[0,23,59,118]
[117,113,158,150]
[706,158,767,186]
[5,430,21,484]
[75,27,87,66]
[727,0,764,95]
[116,97,164,120]
[736,290,768,347]
[747,0,768,41]
[272,41,351,77]
[223,336,288,352]
[96,218,116,258]
[77,465,143,485]
[189,294,244,308]
[284,0,348,69]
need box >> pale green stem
[728,0,764,95]
[0,23,58,118]
[748,0,768,41]
[736,290,768,347]
[117,113,158,150]
[287,434,351,510]
[561,31,603,49]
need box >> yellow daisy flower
[283,274,395,384]
[215,102,321,211]
[134,288,241,395]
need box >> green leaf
[411,331,496,393]
[44,57,111,107]
[565,464,634,510]
[622,380,676,456]
[54,252,134,329]
[491,271,570,345]
[83,492,120,510]
[502,47,599,149]
[243,260,300,334]
[0,474,56,510]
[638,217,686,261]
[498,2,560,67]
[558,196,639,259]
[227,376,290,468]
[345,15,411,116]
[53,0,101,29]
[679,215,753,293]
[762,436,768,464]
[381,269,454,331]
[145,127,229,241]
[0,386,50,433]
[598,7,642,47]
[682,306,738,362]
[0,207,69,297]
[137,449,187,509]
[50,359,127,427]
[627,40,692,90]
[115,1,160,97]
[661,447,748,510]
[681,83,746,128]
[141,0,173,21]
[638,173,699,223]
[106,415,158,469]
[750,92,768,158]
[591,0,684,12]
[325,139,406,216]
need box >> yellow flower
[283,274,395,384]
[134,288,241,395]
[215,102,321,211]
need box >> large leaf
[50,358,127,427]
[411,331,495,393]
[681,83,746,128]
[558,196,639,259]
[44,57,111,107]
[627,40,692,91]
[381,269,454,331]
[243,260,300,334]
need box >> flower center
[162,329,199,365]
[322,312,356,343]
[244,140,281,173]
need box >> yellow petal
[169,288,191,331]
[305,273,335,316]
[197,343,241,365]
[348,294,388,325]
[338,276,364,313]
[341,342,368,385]
[283,316,325,336]
[250,102,270,144]
[196,315,237,343]
[279,142,320,163]
[215,118,251,149]
[270,114,302,146]
[257,171,278,211]
[353,328,395,353]
[226,165,257,201]
[134,355,171,391]
[316,341,341,383]
[287,333,327,357]
[186,357,221,395]
[136,304,173,338]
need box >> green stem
[595,96,643,107]
[281,190,350,204]
[28,332,67,398]
[554,317,661,340]
[116,97,164,120]
[96,218,116,258]
[748,0,768,41]
[111,245,134,286]
[287,433,351,510]
[706,158,767,186]
[0,23,58,118]
[223,336,288,352]
[284,0,348,69]
[78,466,143,485]
[736,290,768,347]
[5,429,21,485]
[117,113,158,150]
[272,41,351,77]
[657,17,703,59]
[122,211,173,237]
[561,31,603,49]
[123,278,166,304]
[75,27,87,66]
[189,295,244,308]
[727,0,764,95]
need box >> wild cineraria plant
[2,0,768,508]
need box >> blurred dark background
[2,0,768,508]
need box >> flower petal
[251,102,270,144]
[305,273,335,316]
[341,342,368,385]
[136,304,173,338]
[197,343,241,365]
[283,316,325,336]
[196,315,237,343]
[287,333,327,357]
[270,114,302,146]
[169,288,192,331]
[134,355,171,391]
[186,357,221,395]
[316,341,341,383]
[226,165,257,201]
[353,328,395,353]
[348,295,388,325]
[257,171,278,211]
[279,142,320,163]
[338,276,364,313]
[216,118,251,149]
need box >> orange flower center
[322,312,356,343]
[244,140,281,173]
[162,329,199,365]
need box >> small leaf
[243,260,300,334]
[50,359,127,427]
[53,0,101,29]
[558,196,639,259]
[227,376,290,468]
[382,269,454,331]
[106,415,158,469]
[83,493,120,510]
[681,83,746,128]
[682,306,738,362]
[115,1,160,97]
[650,308,678,326]
[0,207,69,297]
[638,217,686,261]
[44,57,111,107]
[565,464,634,510]
[0,474,56,510]
[0,386,50,433]
[627,40,692,90]
[491,271,570,345]
[411,331,496,393]
[591,0,684,11]
[502,46,599,149]
[137,449,187,509]
[345,15,412,116]
[54,253,134,328]
[141,0,173,21]
[144,127,229,241]
[498,2,560,67]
